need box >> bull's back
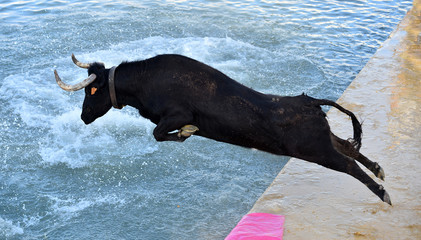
[140,54,267,113]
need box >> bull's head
[54,54,113,124]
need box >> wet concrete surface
[249,2,421,239]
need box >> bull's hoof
[177,125,199,138]
[383,189,392,206]
[378,166,385,181]
[372,162,385,181]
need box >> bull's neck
[113,66,143,109]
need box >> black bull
[54,54,391,205]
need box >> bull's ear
[91,87,98,95]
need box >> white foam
[0,69,70,126]
[38,107,156,168]
[0,216,24,237]
[47,194,126,220]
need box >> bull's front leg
[153,114,198,142]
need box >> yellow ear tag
[91,87,98,95]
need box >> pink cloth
[225,213,285,240]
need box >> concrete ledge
[249,3,421,239]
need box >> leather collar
[108,66,122,109]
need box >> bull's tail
[313,99,362,151]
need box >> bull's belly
[195,127,285,156]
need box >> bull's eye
[91,87,98,95]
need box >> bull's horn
[72,53,91,69]
[54,69,96,91]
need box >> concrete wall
[249,2,421,239]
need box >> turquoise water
[0,0,412,239]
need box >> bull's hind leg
[319,149,391,205]
[331,133,385,180]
